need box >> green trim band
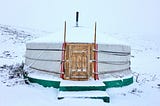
[59,86,106,91]
[58,96,110,103]
[103,76,133,88]
[25,75,133,88]
[26,76,60,88]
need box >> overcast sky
[0,0,159,34]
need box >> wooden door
[64,43,94,81]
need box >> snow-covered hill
[0,24,160,106]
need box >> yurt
[24,21,133,102]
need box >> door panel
[64,43,94,80]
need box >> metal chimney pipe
[76,11,79,27]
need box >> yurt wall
[25,43,62,74]
[25,42,131,79]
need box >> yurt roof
[28,27,128,45]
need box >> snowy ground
[0,24,160,106]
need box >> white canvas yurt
[24,22,132,84]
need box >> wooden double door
[64,43,94,81]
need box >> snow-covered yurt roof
[29,26,128,45]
